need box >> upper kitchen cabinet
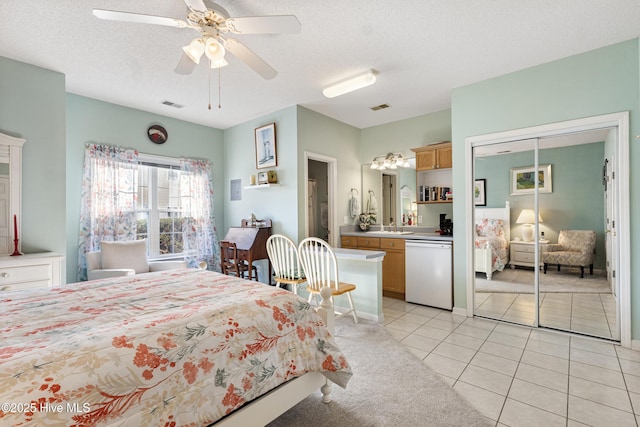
[411,142,453,204]
[412,141,452,170]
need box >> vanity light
[370,153,412,170]
[322,70,377,98]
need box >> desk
[223,221,271,281]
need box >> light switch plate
[344,216,350,224]
[418,215,423,224]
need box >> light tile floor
[475,292,617,339]
[382,297,640,427]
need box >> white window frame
[138,153,183,260]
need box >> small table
[510,240,549,269]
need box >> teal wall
[222,106,299,240]
[0,57,67,278]
[296,106,361,239]
[452,39,639,337]
[476,143,606,268]
[360,109,453,226]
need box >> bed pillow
[475,218,505,238]
[101,240,150,273]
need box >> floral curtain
[180,158,220,271]
[77,143,139,281]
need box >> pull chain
[218,65,221,109]
[208,61,222,110]
[208,64,212,110]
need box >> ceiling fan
[93,0,301,80]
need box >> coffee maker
[439,213,453,236]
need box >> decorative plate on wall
[147,125,168,144]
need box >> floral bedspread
[475,236,509,272]
[0,269,351,426]
[475,218,509,272]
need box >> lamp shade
[322,70,376,98]
[204,38,226,61]
[516,209,543,224]
[183,38,205,64]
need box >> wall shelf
[244,183,280,190]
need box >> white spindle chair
[297,237,358,324]
[266,234,307,294]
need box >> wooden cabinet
[340,236,358,249]
[380,238,405,298]
[509,241,549,269]
[0,253,64,292]
[412,142,452,171]
[411,142,453,205]
[340,235,405,299]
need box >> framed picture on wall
[474,179,486,206]
[255,123,277,169]
[511,164,552,195]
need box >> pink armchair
[542,230,597,278]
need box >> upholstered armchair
[86,239,188,281]
[542,230,597,278]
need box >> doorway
[382,173,397,226]
[465,112,630,346]
[305,153,337,246]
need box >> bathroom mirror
[0,131,25,255]
[362,162,416,226]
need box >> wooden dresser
[0,253,64,292]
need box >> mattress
[0,269,351,426]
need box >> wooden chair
[297,237,358,324]
[266,234,307,294]
[220,240,258,280]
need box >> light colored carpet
[268,319,492,427]
[475,267,611,293]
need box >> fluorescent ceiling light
[322,70,376,98]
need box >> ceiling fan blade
[93,9,188,28]
[183,0,208,13]
[225,15,301,34]
[175,53,197,75]
[224,38,277,80]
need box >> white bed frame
[474,201,510,280]
[216,286,335,426]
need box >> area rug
[475,268,611,293]
[268,319,492,427]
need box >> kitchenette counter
[340,230,453,242]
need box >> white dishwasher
[405,240,453,310]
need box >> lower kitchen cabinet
[340,235,405,299]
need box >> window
[136,161,185,259]
[78,144,218,281]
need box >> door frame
[304,152,337,247]
[464,111,630,347]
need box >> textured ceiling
[1,0,639,129]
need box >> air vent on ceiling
[370,103,389,111]
[162,100,184,109]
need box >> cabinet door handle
[0,285,8,291]
[0,272,10,278]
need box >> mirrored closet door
[472,131,619,341]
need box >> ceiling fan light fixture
[210,58,229,69]
[183,38,205,64]
[322,70,376,98]
[204,38,226,61]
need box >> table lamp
[516,209,543,242]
